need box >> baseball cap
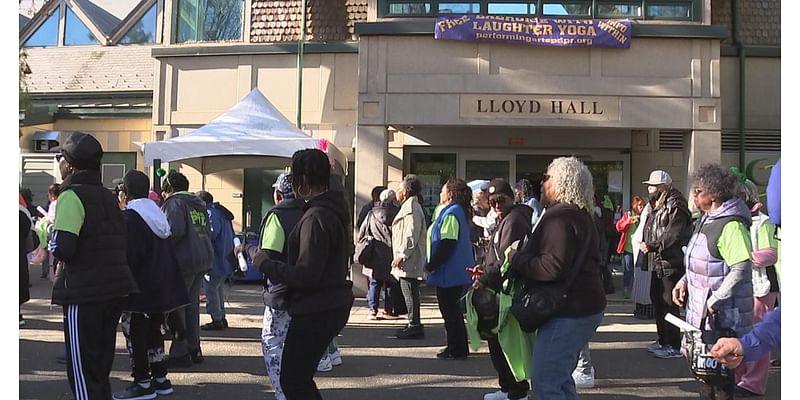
[485,178,514,199]
[642,170,672,186]
[272,173,294,198]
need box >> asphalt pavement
[19,265,780,399]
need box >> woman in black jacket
[254,149,354,400]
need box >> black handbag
[508,236,591,333]
[635,249,648,271]
[685,308,736,385]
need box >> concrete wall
[720,56,781,131]
[152,52,359,228]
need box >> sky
[19,0,140,19]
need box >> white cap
[642,170,672,186]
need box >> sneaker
[190,349,204,364]
[222,318,229,328]
[151,378,173,396]
[435,348,468,360]
[572,367,595,389]
[328,349,343,366]
[19,314,25,326]
[622,289,631,299]
[646,341,663,353]
[653,346,683,359]
[317,354,333,372]
[368,309,379,320]
[112,382,156,400]
[395,325,425,340]
[200,320,225,331]
[483,390,510,400]
[382,310,400,320]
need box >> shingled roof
[250,0,367,43]
[711,0,780,46]
[23,45,154,93]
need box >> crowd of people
[19,131,781,400]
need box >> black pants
[399,278,422,327]
[129,313,167,382]
[650,271,682,348]
[488,337,529,399]
[436,285,469,357]
[63,298,125,400]
[280,301,353,400]
[699,375,735,400]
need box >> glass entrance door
[460,153,514,183]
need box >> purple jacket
[742,307,780,361]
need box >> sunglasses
[489,195,511,207]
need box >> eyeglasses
[489,196,510,207]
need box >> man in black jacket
[49,132,138,399]
[640,170,692,359]
[161,171,214,367]
[473,178,532,400]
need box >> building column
[684,129,721,191]
[355,124,388,221]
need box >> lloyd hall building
[19,0,780,231]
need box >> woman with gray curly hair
[510,156,606,400]
[672,164,754,400]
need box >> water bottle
[233,237,248,272]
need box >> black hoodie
[161,192,214,276]
[259,190,355,316]
[480,204,533,290]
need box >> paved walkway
[19,267,780,399]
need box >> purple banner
[435,15,632,48]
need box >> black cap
[486,178,514,199]
[58,132,103,171]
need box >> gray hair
[692,164,739,202]
[546,156,594,210]
[379,189,396,203]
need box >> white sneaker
[483,390,510,400]
[653,346,683,359]
[646,341,663,353]
[316,354,333,372]
[328,349,343,366]
[572,366,595,389]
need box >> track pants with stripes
[63,298,125,400]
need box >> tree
[19,49,31,113]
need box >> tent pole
[201,158,206,191]
[296,0,306,129]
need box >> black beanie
[61,132,103,171]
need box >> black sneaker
[435,348,467,360]
[112,382,156,400]
[200,320,225,331]
[167,354,192,369]
[395,325,425,340]
[190,349,204,364]
[151,378,174,396]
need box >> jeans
[650,272,682,348]
[435,285,469,357]
[280,301,352,400]
[204,275,228,322]
[531,311,604,400]
[367,278,392,312]
[262,305,291,400]
[622,252,634,292]
[169,272,204,358]
[399,278,422,327]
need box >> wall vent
[722,130,781,152]
[659,131,685,151]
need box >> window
[597,1,642,18]
[101,164,126,189]
[23,8,60,47]
[542,1,592,17]
[388,2,432,15]
[646,2,693,20]
[64,6,100,46]
[487,2,533,14]
[120,3,157,44]
[176,0,244,43]
[409,153,456,217]
[439,3,481,14]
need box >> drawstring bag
[685,309,736,386]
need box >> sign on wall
[435,15,632,49]
[460,95,621,121]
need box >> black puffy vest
[258,198,304,310]
[52,171,137,305]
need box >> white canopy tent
[142,88,347,184]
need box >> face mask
[648,191,661,201]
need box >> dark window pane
[121,3,157,44]
[176,0,243,43]
[439,3,481,14]
[409,153,456,216]
[24,8,59,47]
[597,3,642,17]
[388,2,432,15]
[646,3,692,19]
[65,7,100,45]
[542,1,591,16]
[488,3,531,14]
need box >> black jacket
[358,201,399,280]
[642,188,692,278]
[51,170,138,305]
[480,204,533,290]
[510,203,607,318]
[122,209,190,314]
[258,190,355,316]
[161,192,214,276]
